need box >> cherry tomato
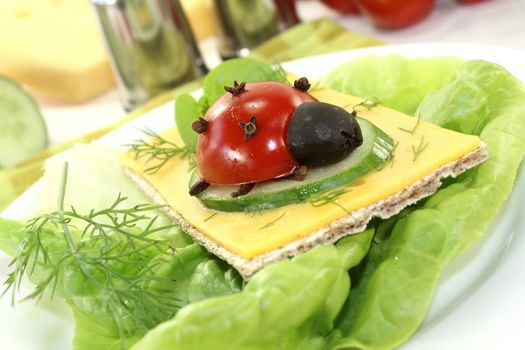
[355,0,435,29]
[320,0,360,14]
[197,81,317,185]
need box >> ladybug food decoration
[189,77,364,198]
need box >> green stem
[57,163,76,254]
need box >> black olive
[287,102,363,167]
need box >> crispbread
[125,142,488,278]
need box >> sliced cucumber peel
[0,76,48,168]
[189,118,394,212]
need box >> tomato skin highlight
[355,0,435,29]
[197,82,317,185]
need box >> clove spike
[224,80,246,96]
[191,117,208,133]
[286,165,308,181]
[240,116,257,140]
[189,179,210,196]
[231,183,255,197]
[293,77,311,92]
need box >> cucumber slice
[190,118,394,212]
[0,76,48,168]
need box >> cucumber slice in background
[0,76,48,168]
[190,118,394,212]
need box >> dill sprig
[3,163,183,340]
[377,141,399,171]
[412,136,429,162]
[129,128,195,175]
[203,212,218,223]
[399,113,422,134]
[352,96,380,112]
[309,187,350,214]
[259,213,286,230]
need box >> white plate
[1,43,524,350]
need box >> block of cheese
[0,0,114,103]
[0,0,219,103]
[121,88,488,278]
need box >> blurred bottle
[214,0,300,59]
[91,0,208,111]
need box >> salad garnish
[309,186,351,213]
[411,135,429,161]
[3,163,183,338]
[203,212,219,223]
[377,141,399,170]
[352,96,380,112]
[258,212,287,230]
[129,128,194,175]
[399,112,422,134]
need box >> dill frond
[412,136,429,162]
[129,128,195,175]
[309,187,350,214]
[3,163,183,340]
[399,113,422,134]
[352,97,380,112]
[259,213,286,230]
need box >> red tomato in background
[197,82,317,185]
[355,0,435,29]
[457,0,486,3]
[320,0,360,14]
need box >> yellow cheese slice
[0,0,219,102]
[121,88,481,259]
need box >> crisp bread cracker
[125,143,488,279]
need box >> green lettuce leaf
[131,58,525,350]
[69,243,242,349]
[330,60,525,349]
[250,19,384,63]
[321,55,462,115]
[35,144,161,219]
[174,93,201,152]
[0,218,24,256]
[203,58,285,104]
[0,144,242,349]
[130,230,373,350]
[70,303,139,350]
